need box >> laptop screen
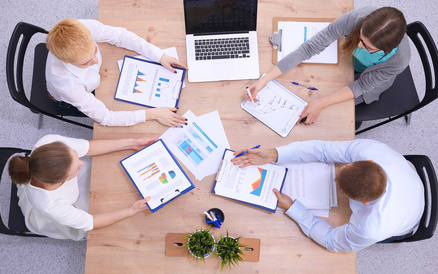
[184,0,258,35]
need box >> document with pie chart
[120,139,194,213]
[212,149,288,213]
[114,56,186,108]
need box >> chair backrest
[0,147,44,237]
[6,22,48,112]
[392,155,438,243]
[407,22,438,110]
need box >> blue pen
[217,214,223,224]
[292,81,318,91]
[234,145,261,158]
[210,211,221,228]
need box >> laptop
[183,0,260,83]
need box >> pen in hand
[246,87,255,105]
[234,145,261,158]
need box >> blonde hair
[46,18,95,63]
[8,142,73,185]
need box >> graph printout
[213,149,287,212]
[120,139,193,212]
[115,56,185,108]
[241,80,307,137]
[277,21,338,64]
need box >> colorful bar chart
[250,167,267,196]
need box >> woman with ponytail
[245,6,409,125]
[8,134,156,240]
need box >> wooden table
[85,0,355,273]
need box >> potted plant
[215,231,245,271]
[185,228,215,261]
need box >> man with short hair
[231,139,424,252]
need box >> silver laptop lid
[183,0,258,36]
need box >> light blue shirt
[276,139,424,252]
[353,46,399,72]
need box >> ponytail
[8,142,73,185]
[8,156,32,184]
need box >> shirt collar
[62,61,89,80]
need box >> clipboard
[241,79,307,137]
[271,17,338,65]
[120,139,195,213]
[212,149,288,213]
[114,56,186,108]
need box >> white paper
[120,140,192,211]
[115,56,184,108]
[280,162,336,211]
[117,47,186,88]
[214,150,287,211]
[241,80,307,137]
[277,21,337,64]
[160,110,228,181]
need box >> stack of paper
[160,110,229,181]
[280,162,337,217]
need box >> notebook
[183,0,260,82]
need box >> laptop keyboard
[194,37,250,60]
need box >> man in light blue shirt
[231,139,424,252]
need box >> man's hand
[273,188,294,210]
[231,148,278,168]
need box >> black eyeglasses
[358,31,380,54]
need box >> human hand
[244,79,268,102]
[297,98,327,125]
[131,136,158,151]
[231,148,278,168]
[273,188,294,210]
[130,197,152,215]
[159,54,188,73]
[146,107,187,127]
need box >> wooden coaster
[165,233,188,257]
[239,238,261,262]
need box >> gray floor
[0,0,437,273]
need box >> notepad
[241,79,307,137]
[114,56,186,108]
[271,18,338,64]
[212,149,288,213]
[120,139,194,212]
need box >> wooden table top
[85,0,355,273]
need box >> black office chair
[355,21,438,134]
[6,21,93,130]
[387,155,438,243]
[0,148,45,237]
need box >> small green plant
[185,228,215,262]
[215,231,245,271]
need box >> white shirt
[276,139,424,252]
[17,135,93,240]
[45,19,165,126]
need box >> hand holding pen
[231,145,279,169]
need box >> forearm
[261,66,282,84]
[319,85,354,109]
[86,139,138,156]
[92,207,135,230]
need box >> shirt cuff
[284,199,308,221]
[275,145,291,164]
[151,48,165,63]
[136,110,147,123]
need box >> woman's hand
[159,54,188,73]
[298,98,327,125]
[131,137,158,151]
[130,197,152,215]
[146,107,187,127]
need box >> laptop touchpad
[214,62,234,80]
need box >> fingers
[273,188,281,199]
[233,149,248,157]
[143,196,152,203]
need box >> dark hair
[342,7,406,56]
[335,161,387,202]
[8,142,73,185]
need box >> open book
[212,149,288,213]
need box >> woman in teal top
[245,7,409,124]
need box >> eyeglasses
[358,31,380,54]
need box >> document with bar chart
[114,56,186,108]
[120,139,194,213]
[212,149,288,213]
